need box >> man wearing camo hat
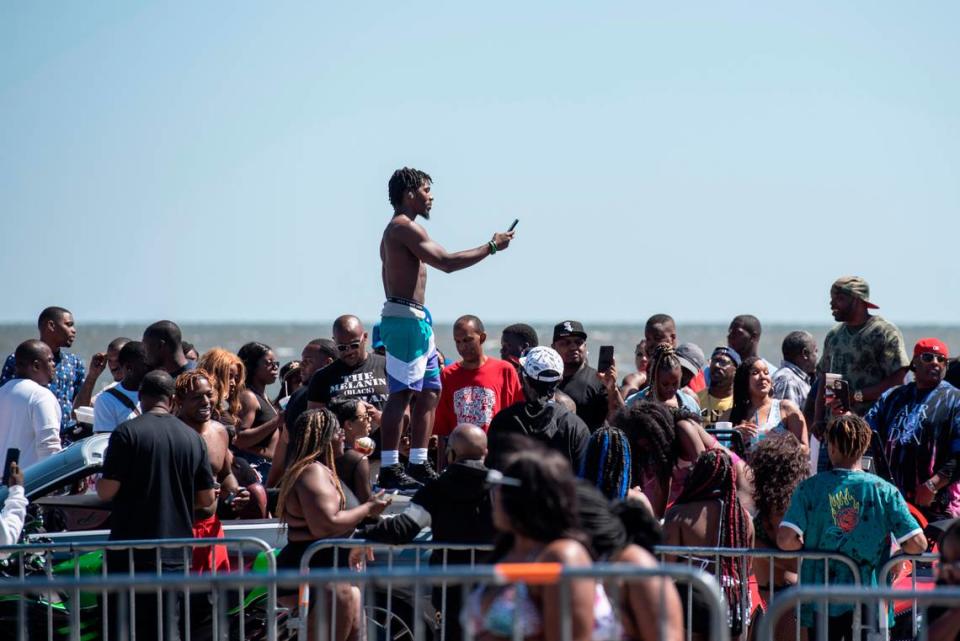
[813,276,910,428]
[485,346,591,470]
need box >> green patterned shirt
[817,316,910,415]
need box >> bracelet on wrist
[488,241,498,255]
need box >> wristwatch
[853,390,864,404]
[924,479,938,493]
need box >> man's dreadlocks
[388,167,433,208]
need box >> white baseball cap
[520,346,564,383]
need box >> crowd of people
[2,168,960,640]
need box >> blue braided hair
[579,426,633,500]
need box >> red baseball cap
[913,338,949,359]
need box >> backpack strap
[105,387,140,416]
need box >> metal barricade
[0,536,276,641]
[654,546,863,641]
[297,539,494,641]
[0,563,727,641]
[877,553,939,641]
[758,586,960,641]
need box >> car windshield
[0,435,109,502]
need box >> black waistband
[387,296,424,310]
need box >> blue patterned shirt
[865,380,960,518]
[0,350,86,432]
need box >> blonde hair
[196,348,245,424]
[276,409,345,522]
[173,369,213,414]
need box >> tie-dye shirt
[865,380,960,519]
[0,350,85,433]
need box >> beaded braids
[276,408,345,522]
[675,449,748,631]
[579,426,633,500]
[825,414,873,462]
[648,343,683,402]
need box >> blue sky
[2,2,958,326]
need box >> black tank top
[249,390,278,449]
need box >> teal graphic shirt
[781,469,922,623]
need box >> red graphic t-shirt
[434,358,523,436]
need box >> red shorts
[191,514,230,574]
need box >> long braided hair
[675,449,748,630]
[579,426,633,500]
[276,408,345,523]
[648,343,683,403]
[614,401,678,482]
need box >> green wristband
[488,241,497,255]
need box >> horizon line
[1,318,957,327]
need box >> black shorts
[276,540,353,597]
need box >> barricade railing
[0,563,727,641]
[298,539,494,641]
[654,546,862,641]
[757,586,960,641]
[297,540,866,641]
[877,552,939,641]
[0,536,276,641]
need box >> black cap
[553,320,587,343]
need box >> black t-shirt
[101,412,215,542]
[559,364,608,431]
[947,360,960,390]
[284,385,310,432]
[486,401,591,471]
[307,354,389,410]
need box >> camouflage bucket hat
[832,276,879,309]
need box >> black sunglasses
[919,352,947,364]
[337,341,362,352]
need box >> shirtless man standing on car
[378,167,515,490]
[174,371,250,572]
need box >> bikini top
[462,581,621,640]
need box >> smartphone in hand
[3,448,20,484]
[832,378,851,412]
[598,345,615,373]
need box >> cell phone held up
[826,374,851,412]
[3,448,20,484]
[597,345,615,374]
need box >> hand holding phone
[508,219,519,232]
[3,448,20,486]
[831,378,851,413]
[597,345,615,373]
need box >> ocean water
[2,321,957,392]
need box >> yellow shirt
[697,388,733,424]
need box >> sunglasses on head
[337,341,362,352]
[919,352,947,364]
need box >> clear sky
[2,2,958,326]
